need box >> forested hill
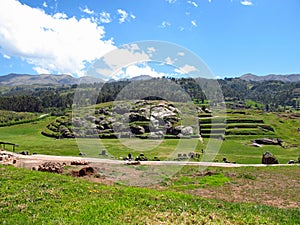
[219,78,300,110]
[0,76,299,113]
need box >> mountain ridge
[1,73,300,86]
[0,74,154,86]
[240,73,300,82]
[0,73,104,86]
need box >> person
[128,153,132,161]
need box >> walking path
[1,150,297,168]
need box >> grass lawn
[0,165,299,224]
[0,117,79,156]
[217,139,299,164]
[163,165,300,209]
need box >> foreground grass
[0,165,299,224]
[164,166,300,209]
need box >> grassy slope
[0,117,79,156]
[218,111,300,164]
[165,166,300,209]
[0,165,299,225]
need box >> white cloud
[99,12,111,24]
[53,12,67,19]
[94,44,151,80]
[174,64,197,74]
[115,64,165,80]
[0,0,115,76]
[159,21,171,28]
[147,47,156,53]
[166,0,177,3]
[191,20,197,27]
[240,0,253,6]
[130,14,136,19]
[3,54,11,59]
[117,9,128,23]
[177,52,185,56]
[165,57,174,65]
[147,47,156,57]
[187,1,198,7]
[43,1,47,8]
[208,0,212,3]
[179,26,185,31]
[33,66,50,74]
[80,6,94,15]
[116,9,135,23]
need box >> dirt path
[1,150,297,168]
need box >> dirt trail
[1,150,297,168]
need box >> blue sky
[0,0,299,78]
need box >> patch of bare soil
[67,165,115,185]
[183,170,300,209]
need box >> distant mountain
[130,75,153,81]
[240,73,300,82]
[107,75,153,83]
[0,73,103,86]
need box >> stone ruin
[262,151,279,164]
[70,160,88,165]
[0,151,17,164]
[37,161,65,173]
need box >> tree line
[0,77,299,112]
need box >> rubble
[37,161,65,173]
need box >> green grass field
[0,109,299,163]
[0,117,79,156]
[0,165,299,224]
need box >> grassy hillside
[0,110,44,127]
[0,117,79,156]
[0,165,299,224]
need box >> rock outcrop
[262,151,279,164]
[42,100,196,139]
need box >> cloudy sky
[0,0,299,78]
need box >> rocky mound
[42,100,196,139]
[37,162,65,173]
[262,151,279,164]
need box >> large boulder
[112,122,126,132]
[85,115,97,122]
[151,106,176,119]
[130,125,145,135]
[113,104,130,114]
[150,116,160,128]
[148,131,164,139]
[129,113,149,122]
[169,125,184,135]
[99,120,112,130]
[181,126,193,136]
[254,138,282,146]
[262,151,279,164]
